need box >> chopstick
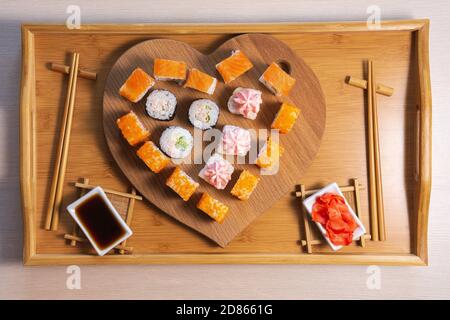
[367,60,379,241]
[44,52,80,230]
[51,53,80,230]
[370,61,386,241]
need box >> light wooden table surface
[1,0,449,299]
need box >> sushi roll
[184,68,217,95]
[188,99,220,130]
[199,153,234,190]
[216,50,253,84]
[227,87,262,120]
[231,170,260,200]
[217,125,251,157]
[145,89,177,121]
[116,111,150,146]
[136,141,171,173]
[256,136,284,169]
[119,68,155,103]
[271,102,300,134]
[196,192,228,223]
[259,62,296,96]
[166,167,199,201]
[160,126,193,159]
[153,58,187,82]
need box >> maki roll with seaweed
[159,126,193,159]
[188,99,219,130]
[145,89,177,121]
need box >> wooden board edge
[414,19,432,265]
[24,253,427,266]
[21,19,429,34]
[20,25,37,265]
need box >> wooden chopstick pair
[45,52,80,230]
[367,60,386,241]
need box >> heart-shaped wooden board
[103,34,326,247]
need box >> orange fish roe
[119,68,155,103]
[136,141,170,173]
[216,50,253,84]
[153,58,187,82]
[256,136,285,169]
[184,68,217,95]
[259,62,296,96]
[166,167,199,201]
[196,193,228,223]
[230,170,260,200]
[271,102,300,134]
[116,111,150,146]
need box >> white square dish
[302,182,366,251]
[66,186,132,256]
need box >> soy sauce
[75,193,126,250]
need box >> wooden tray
[20,20,432,266]
[103,34,326,247]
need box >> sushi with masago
[196,193,228,223]
[136,141,170,173]
[256,136,284,169]
[231,170,260,200]
[271,102,300,134]
[166,167,199,201]
[116,111,150,146]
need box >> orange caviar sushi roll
[196,193,228,223]
[231,170,260,200]
[119,68,155,103]
[116,111,150,146]
[256,136,284,169]
[184,68,217,95]
[216,50,253,84]
[259,62,296,96]
[153,58,187,82]
[271,102,300,134]
[136,141,170,173]
[166,167,199,201]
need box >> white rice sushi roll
[188,99,220,130]
[160,126,193,159]
[145,90,177,121]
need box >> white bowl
[302,182,366,251]
[66,186,132,256]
